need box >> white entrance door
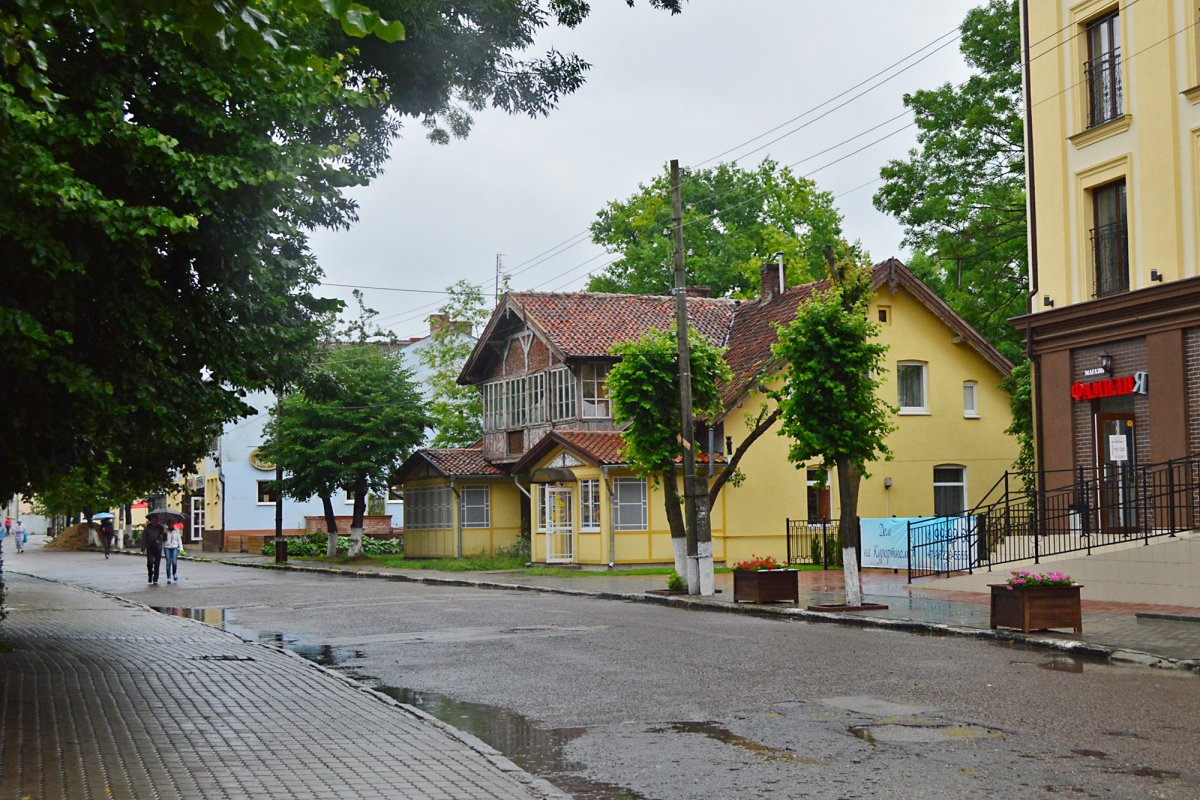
[189,494,205,543]
[545,487,575,563]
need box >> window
[388,486,403,503]
[459,486,490,528]
[506,377,527,428]
[877,306,890,324]
[581,363,611,418]
[1091,179,1128,297]
[611,477,648,531]
[482,382,502,431]
[550,367,576,420]
[897,362,928,413]
[536,485,550,532]
[933,466,967,516]
[963,381,979,418]
[256,481,278,505]
[580,479,601,532]
[528,371,547,425]
[1085,12,1121,128]
[406,486,452,529]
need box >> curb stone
[184,554,1200,674]
[10,568,570,800]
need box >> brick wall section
[303,515,394,535]
[528,337,550,371]
[503,337,524,375]
[1186,328,1200,457]
[1070,337,1149,472]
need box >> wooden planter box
[990,584,1083,634]
[733,569,798,604]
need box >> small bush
[260,534,403,557]
[666,571,685,592]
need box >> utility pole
[274,386,287,564]
[670,159,714,596]
[495,253,504,305]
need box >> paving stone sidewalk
[0,572,564,800]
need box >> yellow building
[1018,0,1200,497]
[398,259,1016,566]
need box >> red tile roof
[509,292,737,358]
[417,448,506,477]
[552,431,627,465]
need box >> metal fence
[908,456,1200,581]
[785,518,842,568]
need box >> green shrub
[666,571,685,592]
[261,533,403,557]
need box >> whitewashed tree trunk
[348,525,364,558]
[836,458,863,607]
[697,540,714,596]
[843,550,862,607]
[347,485,367,559]
[672,536,688,582]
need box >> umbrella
[146,509,186,523]
[92,512,115,520]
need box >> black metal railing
[1091,221,1129,297]
[785,517,841,568]
[1085,48,1122,128]
[908,455,1200,581]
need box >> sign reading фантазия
[1070,371,1147,402]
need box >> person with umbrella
[141,513,166,584]
[95,512,115,558]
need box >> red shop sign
[1070,372,1148,402]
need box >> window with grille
[1091,179,1128,297]
[1085,12,1122,128]
[580,479,601,531]
[550,367,576,420]
[406,486,452,529]
[897,362,928,413]
[611,477,647,531]
[459,486,490,528]
[933,466,967,516]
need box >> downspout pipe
[450,478,461,559]
[602,466,615,568]
[1019,0,1046,491]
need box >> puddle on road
[150,605,644,800]
[1038,657,1085,674]
[646,721,810,763]
[850,723,1002,745]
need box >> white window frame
[933,465,967,517]
[387,486,403,504]
[406,486,452,530]
[459,485,490,529]
[581,363,611,419]
[528,371,547,425]
[550,367,576,421]
[255,480,278,506]
[536,484,550,533]
[897,361,929,415]
[963,381,979,418]
[611,477,648,531]
[579,479,601,532]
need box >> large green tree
[608,327,730,584]
[0,0,682,503]
[772,260,894,607]
[262,343,429,558]
[873,0,1025,360]
[418,280,491,448]
[588,159,845,298]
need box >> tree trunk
[836,457,863,607]
[348,482,366,559]
[661,469,688,579]
[321,494,339,557]
[696,475,714,596]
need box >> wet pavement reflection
[151,605,644,800]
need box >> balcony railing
[1091,221,1128,298]
[1085,48,1122,128]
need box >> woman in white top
[163,523,183,584]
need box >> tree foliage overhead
[587,159,845,298]
[873,0,1026,361]
[0,0,681,502]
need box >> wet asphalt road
[14,550,1200,799]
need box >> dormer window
[581,363,611,418]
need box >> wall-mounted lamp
[1150,269,1163,283]
[1098,352,1113,375]
[883,477,893,489]
[1042,295,1054,308]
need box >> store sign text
[1070,371,1148,402]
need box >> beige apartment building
[1018,0,1200,499]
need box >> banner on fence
[860,517,976,571]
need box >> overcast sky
[309,1,978,339]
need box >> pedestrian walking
[163,522,182,584]
[100,519,115,558]
[142,518,165,585]
[3,516,10,542]
[14,519,26,553]
[0,519,6,554]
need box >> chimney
[427,313,449,335]
[685,286,712,298]
[760,262,783,301]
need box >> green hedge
[261,531,403,557]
